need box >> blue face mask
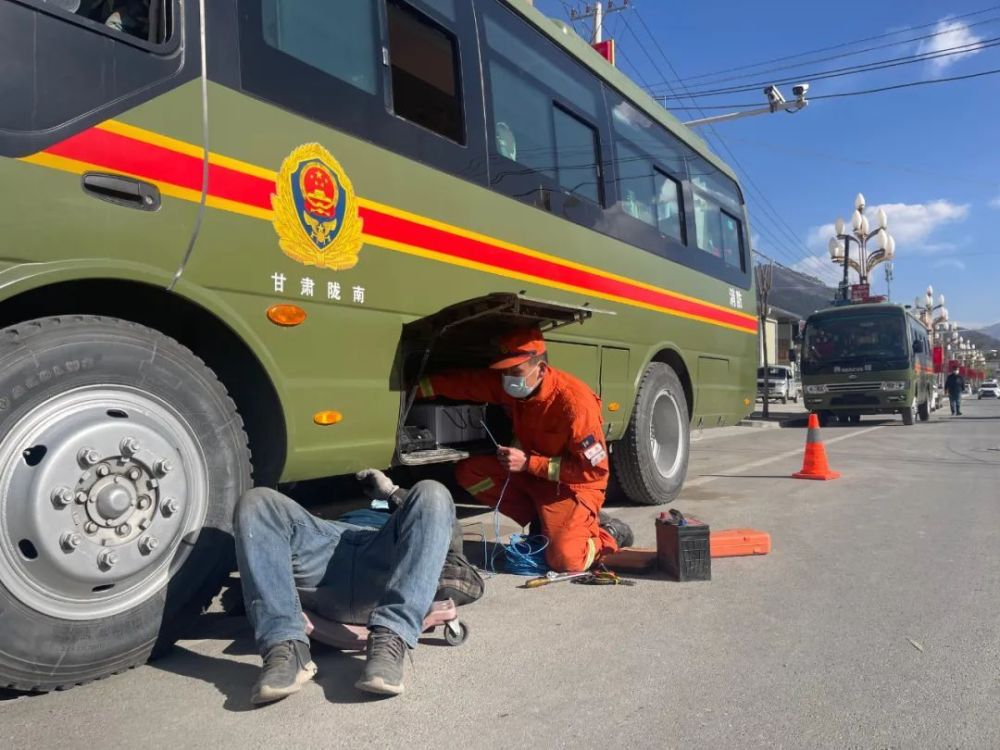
[502,364,541,399]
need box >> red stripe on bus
[46,127,273,209]
[359,206,757,331]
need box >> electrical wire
[648,36,1000,99]
[667,3,1000,85]
[652,13,1000,91]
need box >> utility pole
[755,262,774,419]
[569,1,630,43]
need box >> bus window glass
[387,0,465,144]
[721,210,743,269]
[489,61,555,178]
[694,194,723,257]
[655,171,683,242]
[553,106,600,203]
[44,0,171,44]
[615,141,655,226]
[610,100,686,176]
[483,15,598,117]
[690,156,741,208]
[262,0,378,95]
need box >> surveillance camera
[792,83,809,99]
[763,85,785,106]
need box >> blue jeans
[234,480,455,653]
[949,396,961,414]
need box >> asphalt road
[3,400,999,749]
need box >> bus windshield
[803,311,907,373]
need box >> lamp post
[828,194,896,303]
[916,285,948,386]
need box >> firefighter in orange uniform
[418,328,633,572]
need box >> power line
[653,65,1000,109]
[655,13,1000,91]
[667,3,1000,84]
[647,35,1000,99]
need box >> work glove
[356,468,406,505]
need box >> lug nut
[161,498,180,517]
[127,468,142,481]
[78,448,101,467]
[139,519,152,530]
[75,491,88,505]
[116,523,131,537]
[84,522,98,535]
[50,487,74,508]
[137,495,152,510]
[138,535,159,555]
[60,532,82,552]
[98,549,119,570]
[120,437,140,457]
[96,464,111,477]
[154,459,174,477]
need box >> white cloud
[917,20,985,73]
[932,258,966,271]
[990,195,1000,209]
[806,200,969,260]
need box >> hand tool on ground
[523,570,592,588]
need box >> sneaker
[599,511,634,549]
[251,640,317,705]
[355,626,407,696]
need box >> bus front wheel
[0,316,252,691]
[901,398,916,426]
[611,363,690,506]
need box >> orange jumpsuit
[419,367,616,571]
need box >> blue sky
[534,0,1000,328]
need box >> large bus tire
[901,398,916,425]
[0,316,251,691]
[611,363,689,505]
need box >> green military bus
[801,303,934,426]
[0,0,757,689]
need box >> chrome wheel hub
[649,389,685,480]
[0,386,208,620]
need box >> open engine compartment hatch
[395,293,612,466]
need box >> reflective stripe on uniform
[547,457,561,482]
[465,477,495,496]
[418,377,434,398]
[582,537,597,570]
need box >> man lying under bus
[233,475,455,704]
[417,328,633,572]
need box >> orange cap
[490,328,547,370]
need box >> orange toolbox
[709,529,771,558]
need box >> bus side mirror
[913,339,924,353]
[788,347,797,362]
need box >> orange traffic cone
[792,413,841,480]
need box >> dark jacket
[944,372,965,397]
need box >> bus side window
[481,5,605,211]
[261,0,379,95]
[386,0,465,144]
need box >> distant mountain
[977,322,1000,340]
[959,328,1000,353]
[767,265,837,320]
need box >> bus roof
[503,0,742,189]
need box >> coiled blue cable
[484,471,550,576]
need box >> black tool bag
[436,550,484,606]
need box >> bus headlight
[805,384,828,394]
[880,381,906,391]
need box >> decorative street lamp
[828,193,896,302]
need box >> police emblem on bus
[271,143,364,271]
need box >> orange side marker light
[608,402,621,412]
[267,304,307,327]
[313,411,343,426]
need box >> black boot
[355,626,407,696]
[251,640,317,705]
[599,511,634,548]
